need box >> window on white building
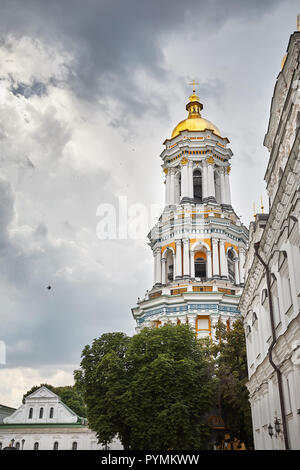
[28,407,33,419]
[271,275,281,327]
[39,407,43,419]
[227,249,235,282]
[34,442,39,450]
[193,169,202,203]
[53,441,59,450]
[49,407,54,418]
[72,441,78,450]
[278,251,293,313]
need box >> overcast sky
[0,0,299,407]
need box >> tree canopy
[75,324,217,450]
[212,318,253,449]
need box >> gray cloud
[0,0,282,120]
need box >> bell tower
[132,86,248,339]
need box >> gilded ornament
[163,168,168,175]
[226,166,231,174]
[181,157,188,166]
[207,156,214,165]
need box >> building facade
[0,386,123,450]
[239,28,300,450]
[0,404,15,425]
[132,88,248,338]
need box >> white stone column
[202,162,208,200]
[220,168,226,204]
[155,248,162,285]
[239,248,246,284]
[169,169,176,205]
[212,239,220,277]
[207,161,216,199]
[153,250,157,285]
[165,171,170,206]
[175,240,182,279]
[183,239,190,278]
[190,251,195,278]
[161,258,167,286]
[234,257,240,285]
[188,162,194,199]
[219,240,228,278]
[172,253,176,280]
[175,173,180,205]
[180,164,189,201]
[207,250,212,278]
[224,167,231,205]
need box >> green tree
[75,325,217,450]
[212,318,253,449]
[23,383,87,418]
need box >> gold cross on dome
[188,80,199,93]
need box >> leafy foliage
[212,318,254,448]
[75,325,217,450]
[23,383,86,418]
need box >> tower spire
[186,80,203,118]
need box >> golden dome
[171,90,221,139]
[171,117,221,138]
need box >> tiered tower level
[132,88,248,339]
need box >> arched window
[166,250,174,283]
[53,441,59,450]
[261,288,268,305]
[15,442,20,450]
[34,442,39,450]
[39,407,44,419]
[194,251,206,279]
[252,312,258,325]
[72,441,78,450]
[28,407,33,419]
[49,407,54,418]
[227,249,235,282]
[193,169,202,203]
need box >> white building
[132,86,248,338]
[0,386,123,450]
[239,25,300,450]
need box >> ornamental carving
[207,156,214,165]
[181,157,188,165]
[226,166,231,174]
[163,168,168,175]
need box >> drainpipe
[254,242,289,450]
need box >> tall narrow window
[193,170,202,203]
[34,442,39,450]
[72,442,78,450]
[166,250,174,283]
[227,249,235,282]
[194,252,206,279]
[53,441,59,450]
[15,442,20,450]
[39,407,43,419]
[49,407,54,418]
[28,407,33,419]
